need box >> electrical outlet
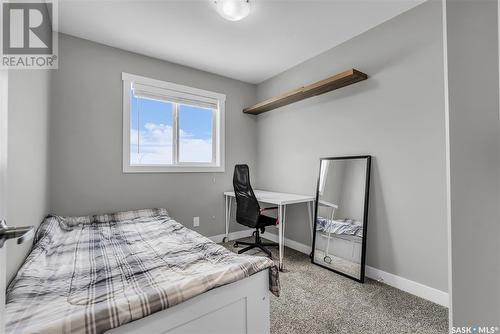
[193,217,200,227]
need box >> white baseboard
[209,229,254,243]
[259,231,311,255]
[364,266,448,307]
[257,232,449,307]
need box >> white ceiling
[59,0,424,84]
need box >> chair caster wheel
[324,256,332,264]
[222,237,228,243]
[252,231,257,237]
[233,242,239,248]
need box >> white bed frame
[107,270,270,334]
[317,233,362,263]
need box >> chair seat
[257,214,276,228]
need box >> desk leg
[282,205,287,248]
[223,196,232,243]
[278,205,287,271]
[307,201,314,245]
[278,205,283,271]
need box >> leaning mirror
[311,156,371,282]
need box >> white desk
[224,190,315,271]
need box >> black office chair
[232,164,278,257]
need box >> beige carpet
[222,237,448,334]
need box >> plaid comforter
[5,208,279,334]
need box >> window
[122,73,225,173]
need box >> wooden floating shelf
[243,68,368,115]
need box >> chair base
[234,230,278,258]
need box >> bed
[5,208,279,334]
[316,217,363,238]
[315,217,363,264]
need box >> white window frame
[122,73,225,173]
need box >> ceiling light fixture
[214,0,252,21]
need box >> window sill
[123,165,225,173]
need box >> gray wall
[49,34,257,237]
[445,0,500,325]
[255,1,448,292]
[319,159,367,222]
[336,159,367,222]
[6,70,51,282]
[319,160,345,217]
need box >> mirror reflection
[312,156,371,282]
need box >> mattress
[5,208,279,334]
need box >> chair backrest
[233,164,260,228]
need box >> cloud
[131,122,212,164]
[131,123,173,146]
[179,138,212,163]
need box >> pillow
[93,208,170,223]
[58,215,93,229]
[59,208,170,228]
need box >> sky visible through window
[130,94,213,164]
[179,104,213,162]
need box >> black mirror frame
[311,155,371,283]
